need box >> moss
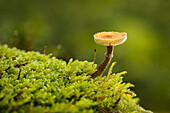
[0,45,152,113]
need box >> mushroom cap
[94,31,127,46]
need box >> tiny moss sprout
[91,31,127,78]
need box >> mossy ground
[0,45,152,113]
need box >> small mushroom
[91,31,127,79]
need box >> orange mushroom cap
[94,32,127,46]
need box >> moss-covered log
[0,45,152,113]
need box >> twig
[5,66,11,72]
[58,76,69,80]
[17,69,21,80]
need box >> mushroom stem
[91,45,113,79]
[106,45,113,57]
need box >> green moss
[0,45,152,113]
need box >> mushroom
[91,31,127,79]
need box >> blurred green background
[0,0,170,112]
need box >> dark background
[0,0,170,112]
